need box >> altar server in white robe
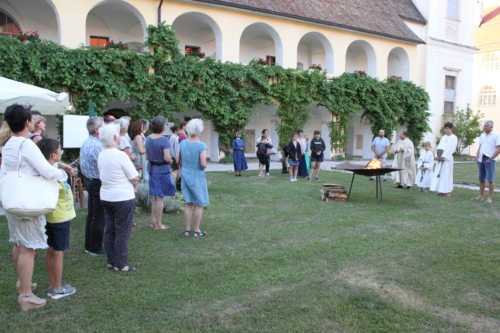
[416,141,434,191]
[430,122,458,196]
[392,131,416,188]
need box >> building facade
[0,0,479,159]
[471,5,500,156]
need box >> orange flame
[365,159,382,169]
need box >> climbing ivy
[0,23,430,155]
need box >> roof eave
[191,0,425,44]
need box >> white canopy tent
[0,76,71,115]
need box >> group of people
[231,129,327,182]
[1,104,210,311]
[372,121,500,202]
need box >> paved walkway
[207,159,496,192]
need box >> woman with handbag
[1,104,70,311]
[145,116,175,230]
[256,129,273,177]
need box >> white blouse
[98,148,138,202]
[0,136,67,182]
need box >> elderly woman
[1,104,69,311]
[117,117,136,162]
[98,123,139,272]
[29,115,46,143]
[178,119,209,237]
[145,116,175,230]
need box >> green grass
[1,171,499,332]
[454,162,500,187]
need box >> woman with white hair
[178,118,209,237]
[117,117,136,162]
[98,123,139,272]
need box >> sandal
[114,265,136,273]
[18,293,46,311]
[193,230,207,238]
[183,230,191,237]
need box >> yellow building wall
[161,0,419,83]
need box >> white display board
[63,115,89,148]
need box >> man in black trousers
[80,116,106,255]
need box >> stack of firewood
[320,184,348,202]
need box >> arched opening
[0,0,59,42]
[86,1,146,51]
[387,47,409,80]
[297,32,333,73]
[172,12,222,60]
[239,22,283,66]
[345,40,377,77]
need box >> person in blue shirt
[232,131,248,176]
[80,116,106,255]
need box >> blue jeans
[478,156,496,183]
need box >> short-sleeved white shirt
[372,137,390,157]
[98,148,138,202]
[478,131,500,162]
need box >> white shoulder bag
[0,140,59,217]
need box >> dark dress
[145,136,176,198]
[232,138,248,171]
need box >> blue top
[145,136,172,174]
[232,138,245,151]
[80,136,104,179]
[180,140,209,206]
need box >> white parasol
[0,76,71,115]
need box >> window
[447,0,460,20]
[481,54,499,71]
[445,75,456,90]
[443,101,455,115]
[185,45,200,55]
[0,10,22,35]
[266,55,276,66]
[90,36,109,48]
[444,75,457,115]
[479,86,497,107]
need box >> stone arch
[0,0,60,43]
[345,40,377,77]
[86,0,147,49]
[239,22,283,66]
[172,12,223,60]
[387,47,409,80]
[297,31,334,73]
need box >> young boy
[415,141,434,192]
[37,138,77,300]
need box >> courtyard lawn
[0,171,499,332]
[454,162,500,188]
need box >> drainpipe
[158,0,164,25]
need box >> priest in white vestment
[392,132,416,188]
[430,122,458,196]
[416,141,434,191]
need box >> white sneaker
[266,173,270,176]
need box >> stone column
[270,117,280,161]
[321,121,332,160]
[210,130,220,162]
